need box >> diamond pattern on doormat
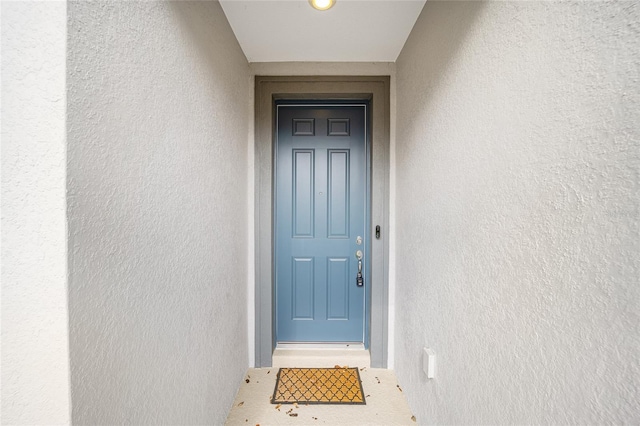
[271,367,366,405]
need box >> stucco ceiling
[219,0,427,62]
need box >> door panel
[328,150,349,237]
[292,257,314,319]
[327,257,349,319]
[292,150,315,237]
[276,105,367,343]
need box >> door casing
[254,76,390,367]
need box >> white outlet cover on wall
[423,348,435,379]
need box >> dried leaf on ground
[245,379,250,383]
[289,413,298,417]
[397,385,403,392]
[411,416,417,422]
[237,401,244,407]
[275,404,281,411]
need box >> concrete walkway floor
[225,368,415,425]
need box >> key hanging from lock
[356,250,364,287]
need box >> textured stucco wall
[1,2,71,424]
[67,1,250,423]
[395,1,639,424]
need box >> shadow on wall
[396,0,487,114]
[168,1,250,106]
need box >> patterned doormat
[271,367,366,405]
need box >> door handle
[355,250,364,287]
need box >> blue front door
[275,104,367,343]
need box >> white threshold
[276,342,365,350]
[272,343,370,368]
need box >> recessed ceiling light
[309,0,336,11]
